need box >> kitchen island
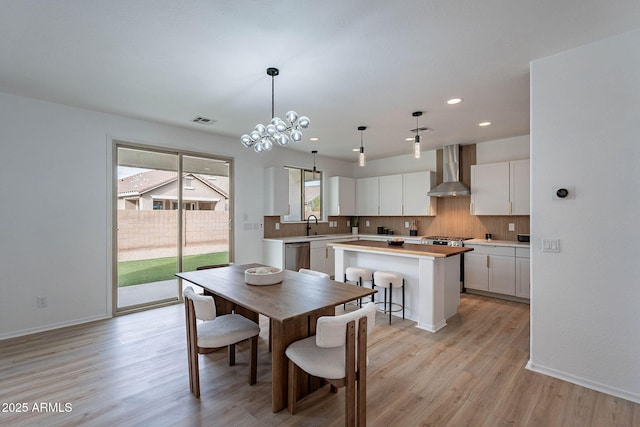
[330,240,472,332]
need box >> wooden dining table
[176,263,376,412]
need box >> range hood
[427,144,470,197]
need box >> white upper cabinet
[356,176,379,216]
[263,167,289,216]
[327,176,356,216]
[378,174,403,216]
[403,171,437,216]
[509,159,530,215]
[471,160,530,216]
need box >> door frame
[110,139,234,316]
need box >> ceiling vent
[191,116,216,125]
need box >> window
[153,200,164,210]
[283,167,322,222]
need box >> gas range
[421,236,472,247]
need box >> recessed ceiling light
[447,98,462,105]
[478,121,492,127]
[309,137,319,141]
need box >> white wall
[0,92,352,339]
[475,135,530,164]
[529,29,640,403]
[352,150,437,179]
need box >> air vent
[191,116,216,125]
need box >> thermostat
[553,186,575,200]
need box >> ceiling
[1,1,639,161]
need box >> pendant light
[240,67,310,153]
[311,150,318,179]
[412,111,423,159]
[358,126,367,167]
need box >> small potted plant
[350,216,359,235]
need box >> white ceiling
[1,1,639,161]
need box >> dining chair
[285,302,376,426]
[298,268,330,279]
[183,286,260,398]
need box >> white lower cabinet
[515,247,530,298]
[310,237,354,277]
[465,244,527,298]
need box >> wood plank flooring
[1,294,638,426]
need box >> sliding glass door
[114,144,232,312]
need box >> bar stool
[344,266,373,308]
[372,271,405,324]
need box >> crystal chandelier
[240,67,310,153]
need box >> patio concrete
[118,279,203,308]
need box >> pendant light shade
[412,111,423,159]
[358,126,367,167]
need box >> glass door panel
[116,146,180,310]
[181,156,231,281]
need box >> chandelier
[240,67,310,153]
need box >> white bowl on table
[245,267,284,286]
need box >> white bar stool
[344,266,374,308]
[372,271,405,324]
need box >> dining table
[176,263,376,412]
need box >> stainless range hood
[427,144,470,197]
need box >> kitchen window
[283,166,322,222]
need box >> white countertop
[465,238,530,248]
[264,233,423,243]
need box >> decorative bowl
[245,267,284,286]
[387,238,405,246]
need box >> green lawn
[118,252,229,287]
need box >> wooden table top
[329,239,473,258]
[177,263,376,322]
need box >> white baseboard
[0,314,112,341]
[526,360,640,404]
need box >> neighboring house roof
[117,170,229,199]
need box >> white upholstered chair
[183,286,260,398]
[298,268,330,279]
[285,302,376,426]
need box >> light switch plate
[542,239,560,252]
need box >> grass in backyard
[118,252,229,287]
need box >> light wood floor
[1,294,638,426]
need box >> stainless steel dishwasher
[284,242,310,271]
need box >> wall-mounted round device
[556,188,569,198]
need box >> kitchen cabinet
[379,174,403,216]
[464,244,516,296]
[403,171,437,216]
[263,167,289,216]
[515,247,530,298]
[356,176,379,216]
[327,176,356,216]
[310,237,354,276]
[470,160,530,215]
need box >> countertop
[465,238,530,248]
[264,233,422,243]
[328,239,473,258]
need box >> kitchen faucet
[306,214,318,236]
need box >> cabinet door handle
[486,255,490,268]
[325,248,328,258]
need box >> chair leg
[402,280,405,320]
[358,277,362,308]
[228,343,236,366]
[288,359,298,415]
[269,319,272,353]
[388,284,392,324]
[249,335,258,385]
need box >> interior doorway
[114,144,232,313]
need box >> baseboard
[526,360,640,404]
[0,314,111,341]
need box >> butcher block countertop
[328,239,473,258]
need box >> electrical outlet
[275,222,280,230]
[508,223,515,232]
[405,222,410,228]
[365,221,370,227]
[347,220,350,227]
[37,296,47,308]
